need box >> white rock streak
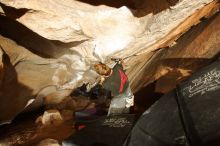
[114,0,214,57]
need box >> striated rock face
[37,139,61,146]
[0,0,220,124]
[1,0,218,59]
[0,35,67,124]
[129,12,220,93]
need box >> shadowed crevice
[0,3,29,19]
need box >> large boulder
[0,35,92,124]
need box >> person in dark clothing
[61,60,135,146]
[94,59,134,115]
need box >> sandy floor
[0,109,75,146]
[0,83,163,146]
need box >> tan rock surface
[36,109,64,126]
[0,0,218,61]
[0,35,73,124]
[129,12,220,93]
[37,138,61,146]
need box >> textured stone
[36,109,63,126]
[37,138,61,146]
[0,0,217,61]
[129,12,220,93]
[0,35,72,124]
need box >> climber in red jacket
[94,58,134,115]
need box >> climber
[62,59,135,146]
[94,58,134,115]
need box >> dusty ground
[0,109,75,146]
[0,83,163,146]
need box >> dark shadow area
[0,50,33,126]
[76,0,136,9]
[0,15,84,58]
[91,143,107,146]
[0,3,29,19]
[133,0,179,17]
[133,81,163,116]
[161,50,220,74]
[0,107,74,146]
[166,0,179,6]
[161,56,220,75]
[162,58,214,69]
[70,83,111,115]
[76,0,178,17]
[133,53,220,116]
[176,11,220,48]
[52,39,87,51]
[202,133,220,146]
[0,108,43,138]
[155,58,216,93]
[0,0,179,20]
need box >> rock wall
[129,12,220,93]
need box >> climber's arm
[95,76,105,85]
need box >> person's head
[94,62,112,76]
